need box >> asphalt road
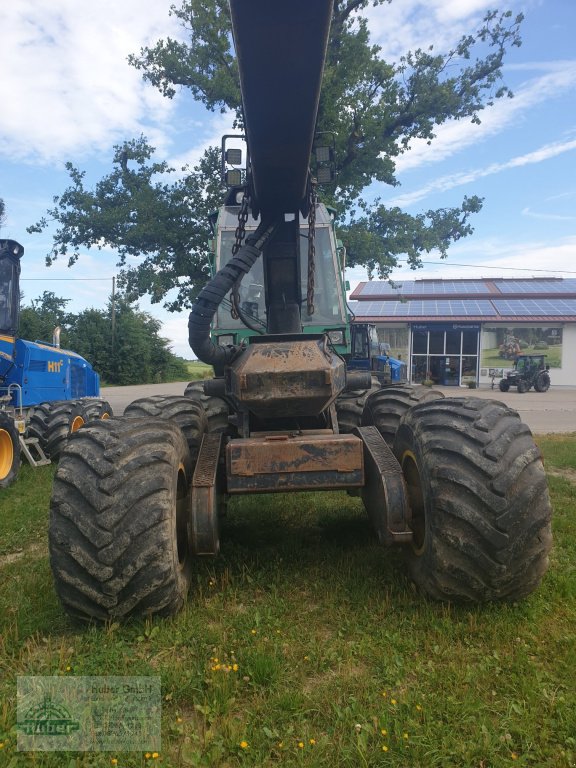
[101,381,576,435]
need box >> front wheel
[534,371,551,393]
[49,418,194,621]
[0,413,20,488]
[498,379,510,392]
[393,397,552,602]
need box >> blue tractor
[0,239,112,487]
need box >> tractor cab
[0,240,23,336]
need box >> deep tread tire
[361,384,444,446]
[499,379,510,392]
[534,371,551,393]
[184,380,231,434]
[81,398,114,421]
[124,395,207,461]
[393,397,552,602]
[0,413,20,488]
[517,380,528,393]
[28,400,89,460]
[49,417,193,621]
[336,376,381,434]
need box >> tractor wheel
[28,400,89,460]
[336,376,381,434]
[124,395,207,461]
[517,379,529,394]
[393,397,552,602]
[361,384,444,446]
[184,380,231,434]
[0,413,20,488]
[534,371,551,393]
[498,379,510,392]
[49,418,194,621]
[81,398,114,421]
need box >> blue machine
[347,323,407,384]
[0,240,100,408]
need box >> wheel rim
[0,428,14,481]
[70,415,85,432]
[401,450,426,555]
[176,463,190,567]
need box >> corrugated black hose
[188,218,279,367]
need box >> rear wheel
[28,400,89,460]
[534,371,551,393]
[184,380,231,434]
[49,418,194,621]
[361,384,444,446]
[499,379,510,392]
[393,397,552,602]
[81,398,114,421]
[124,395,207,461]
[0,413,20,488]
[336,376,381,434]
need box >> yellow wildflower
[391,698,397,705]
[382,744,389,752]
[381,728,387,736]
[297,741,304,749]
[309,738,316,745]
[152,753,159,759]
[240,740,249,749]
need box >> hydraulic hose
[188,218,279,367]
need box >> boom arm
[229,0,333,217]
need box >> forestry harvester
[0,239,112,488]
[48,0,552,620]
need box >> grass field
[0,435,575,767]
[185,361,214,381]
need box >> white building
[349,277,576,387]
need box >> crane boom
[229,0,333,216]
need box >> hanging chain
[230,192,250,319]
[306,183,317,316]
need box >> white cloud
[387,136,576,207]
[393,62,576,174]
[0,0,180,164]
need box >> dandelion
[145,754,151,759]
[240,740,249,749]
[303,655,310,661]
[309,738,316,745]
[251,629,257,635]
[66,665,72,672]
[511,753,518,761]
[381,728,387,736]
[0,743,4,749]
[403,732,409,740]
[354,724,362,733]
[416,704,422,711]
[297,741,304,749]
[232,663,239,672]
[391,698,397,706]
[111,760,118,766]
[152,753,159,759]
[382,744,389,752]
[277,741,284,749]
[381,690,388,698]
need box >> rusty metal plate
[226,433,364,493]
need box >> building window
[410,325,479,385]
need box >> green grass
[1,437,575,767]
[185,361,214,381]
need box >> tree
[19,291,71,346]
[29,2,523,302]
[19,292,189,385]
[0,198,5,231]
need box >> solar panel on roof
[492,298,576,316]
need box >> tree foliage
[29,1,524,303]
[18,291,189,385]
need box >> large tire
[28,400,89,460]
[81,398,114,421]
[124,395,207,461]
[534,371,551,393]
[499,378,510,392]
[0,413,20,488]
[393,397,552,602]
[361,384,444,446]
[184,380,231,434]
[336,376,381,434]
[49,418,194,621]
[517,379,528,393]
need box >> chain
[306,183,317,316]
[230,192,250,319]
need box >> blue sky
[1,0,575,358]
